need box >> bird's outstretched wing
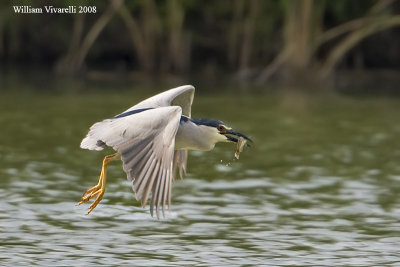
[81,106,182,218]
[121,85,195,117]
[113,85,194,179]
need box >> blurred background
[0,0,399,92]
[1,1,400,266]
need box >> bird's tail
[80,120,110,151]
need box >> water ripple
[2,93,400,266]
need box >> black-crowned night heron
[79,85,251,218]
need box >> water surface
[1,86,400,266]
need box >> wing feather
[156,168,166,218]
[129,144,154,178]
[135,157,157,200]
[122,142,153,181]
[82,106,181,218]
[162,169,170,215]
[150,167,163,218]
[132,153,154,195]
[168,166,173,209]
[122,85,194,117]
[141,161,160,207]
[173,150,188,180]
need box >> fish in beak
[219,127,252,159]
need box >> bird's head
[190,118,252,146]
[215,123,252,144]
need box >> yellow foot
[78,184,105,214]
[87,188,105,214]
[79,184,100,204]
[78,153,118,214]
[78,187,105,214]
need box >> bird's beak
[223,128,253,145]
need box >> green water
[1,84,400,266]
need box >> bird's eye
[218,125,225,131]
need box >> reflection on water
[1,88,400,266]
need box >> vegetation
[0,0,399,89]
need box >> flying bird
[79,85,251,218]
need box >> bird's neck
[175,116,225,151]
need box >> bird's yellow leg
[78,153,119,214]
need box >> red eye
[218,125,224,131]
